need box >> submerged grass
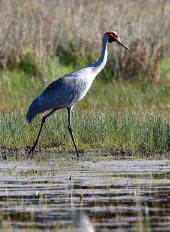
[0,110,169,156]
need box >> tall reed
[0,0,170,80]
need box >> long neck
[90,34,108,75]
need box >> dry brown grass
[0,0,170,80]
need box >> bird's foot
[26,145,36,159]
[76,152,80,161]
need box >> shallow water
[0,154,170,231]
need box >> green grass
[0,60,75,110]
[0,59,170,111]
[0,57,170,156]
[0,110,169,155]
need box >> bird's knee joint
[68,125,72,131]
[42,117,46,123]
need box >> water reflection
[73,211,95,232]
[0,157,170,231]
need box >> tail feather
[26,98,41,123]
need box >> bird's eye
[112,33,118,38]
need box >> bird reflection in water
[73,211,95,232]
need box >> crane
[26,31,130,158]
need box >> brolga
[26,31,130,158]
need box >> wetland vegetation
[0,1,170,230]
[1,110,170,156]
[0,0,170,157]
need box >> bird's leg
[27,109,57,158]
[67,108,80,159]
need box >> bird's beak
[116,38,130,51]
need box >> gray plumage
[27,67,94,123]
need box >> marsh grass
[0,0,170,157]
[0,0,170,80]
[1,60,170,111]
[1,56,169,157]
[0,110,169,156]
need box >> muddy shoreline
[1,146,169,161]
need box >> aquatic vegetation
[0,110,169,156]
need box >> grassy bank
[1,110,169,156]
[0,58,170,156]
[0,0,170,156]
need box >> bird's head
[105,31,130,51]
